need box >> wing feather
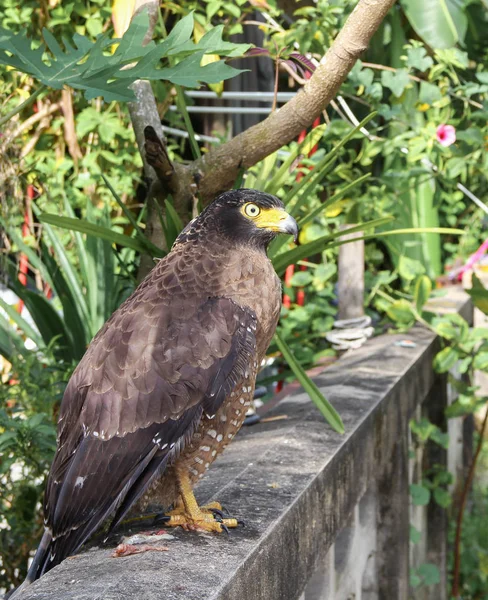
[39,282,257,574]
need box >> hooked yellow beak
[254,208,299,243]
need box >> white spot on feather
[75,476,86,489]
[216,434,223,442]
[208,429,217,438]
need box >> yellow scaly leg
[163,467,238,533]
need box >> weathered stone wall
[17,287,471,600]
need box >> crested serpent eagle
[16,189,298,591]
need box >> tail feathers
[26,529,53,582]
[8,530,52,599]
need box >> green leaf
[399,256,425,281]
[433,346,459,373]
[266,125,327,195]
[401,0,468,49]
[410,524,422,544]
[14,288,74,359]
[298,174,371,228]
[156,52,245,87]
[433,317,462,341]
[170,24,251,58]
[414,275,432,312]
[272,216,394,275]
[274,331,344,434]
[0,11,248,102]
[406,46,433,71]
[0,312,28,360]
[418,563,441,585]
[418,81,442,106]
[0,297,44,348]
[466,273,488,315]
[381,69,410,97]
[410,417,437,442]
[101,173,163,257]
[290,271,313,287]
[433,487,452,508]
[386,299,415,325]
[32,203,91,330]
[473,352,488,371]
[38,214,163,257]
[410,483,431,505]
[431,429,450,449]
[39,242,88,358]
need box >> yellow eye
[244,203,261,218]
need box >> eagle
[15,189,298,592]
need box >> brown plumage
[18,189,298,590]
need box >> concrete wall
[17,288,471,600]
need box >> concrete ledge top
[19,288,471,600]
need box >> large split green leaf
[0,11,249,101]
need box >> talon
[154,513,170,524]
[160,468,241,533]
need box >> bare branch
[61,88,83,164]
[194,0,397,203]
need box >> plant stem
[451,407,488,598]
[0,86,46,128]
[175,85,201,160]
[272,56,279,112]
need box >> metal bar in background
[161,125,221,144]
[168,105,274,115]
[184,91,296,102]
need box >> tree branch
[193,0,397,203]
[123,0,195,275]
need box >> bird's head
[190,189,298,250]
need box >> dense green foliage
[0,0,487,595]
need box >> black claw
[221,523,230,535]
[237,519,246,528]
[208,508,225,519]
[244,414,261,426]
[153,513,170,524]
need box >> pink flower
[436,124,456,147]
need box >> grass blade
[298,174,371,227]
[33,205,92,327]
[38,214,163,256]
[274,330,344,433]
[101,173,163,257]
[0,297,44,348]
[0,313,28,360]
[272,216,394,274]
